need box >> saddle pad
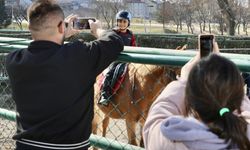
[97,63,128,95]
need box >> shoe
[98,95,109,106]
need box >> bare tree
[233,2,249,35]
[242,7,250,35]
[157,1,174,30]
[91,0,125,29]
[183,2,195,33]
[0,0,11,28]
[207,0,219,33]
[214,13,226,35]
[162,0,166,29]
[217,0,236,35]
[235,3,243,35]
[171,1,186,32]
[13,4,28,30]
[192,0,211,33]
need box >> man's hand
[89,19,104,38]
[180,41,220,81]
[213,41,220,54]
[64,14,80,38]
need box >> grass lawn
[130,24,164,34]
[3,20,250,36]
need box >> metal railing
[0,36,249,150]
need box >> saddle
[97,62,128,105]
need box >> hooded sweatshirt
[143,79,250,150]
[161,116,231,150]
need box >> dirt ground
[0,118,15,150]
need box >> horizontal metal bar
[0,108,16,121]
[0,37,28,43]
[118,52,250,72]
[0,30,30,33]
[0,43,249,72]
[124,46,250,60]
[1,30,248,39]
[90,135,144,150]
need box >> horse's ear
[175,68,181,76]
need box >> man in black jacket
[5,0,124,149]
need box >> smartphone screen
[73,18,95,30]
[199,35,214,57]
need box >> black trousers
[242,72,250,98]
[101,62,126,99]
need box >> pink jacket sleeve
[241,95,250,123]
[143,79,189,150]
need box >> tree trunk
[243,23,248,35]
[208,22,211,33]
[162,0,165,30]
[180,20,182,31]
[243,22,246,32]
[190,26,194,34]
[111,19,114,28]
[203,20,206,31]
[199,23,202,33]
[228,18,236,35]
[217,0,236,35]
[246,25,248,35]
[219,22,224,35]
[104,17,110,29]
[237,24,240,35]
[187,24,190,33]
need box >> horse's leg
[139,119,145,147]
[125,119,138,146]
[92,117,98,135]
[92,113,99,150]
[102,115,110,137]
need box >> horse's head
[162,66,181,82]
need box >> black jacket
[6,30,124,150]
[116,29,136,46]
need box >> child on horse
[99,10,136,105]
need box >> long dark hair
[185,54,250,150]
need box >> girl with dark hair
[143,42,250,150]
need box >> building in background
[125,0,158,19]
[6,0,160,20]
[237,0,249,7]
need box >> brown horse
[92,63,180,147]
